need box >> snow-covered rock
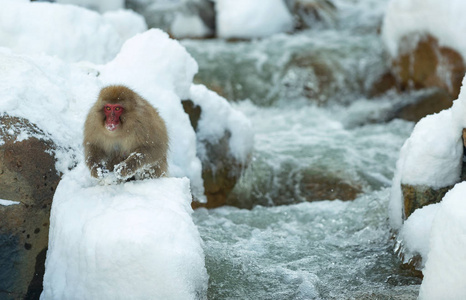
[0,27,254,202]
[389,83,466,229]
[381,0,466,99]
[215,0,293,39]
[395,203,440,269]
[419,182,466,300]
[171,12,212,39]
[41,164,208,299]
[0,0,146,64]
[389,76,466,284]
[127,0,215,39]
[382,0,466,59]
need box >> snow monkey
[83,85,168,181]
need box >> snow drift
[389,75,466,298]
[418,182,466,300]
[41,164,208,300]
[215,0,293,39]
[382,0,466,59]
[0,0,146,63]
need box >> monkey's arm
[85,144,109,178]
[114,147,166,179]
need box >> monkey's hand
[114,153,145,180]
[90,164,109,179]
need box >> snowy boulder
[389,76,466,274]
[389,107,464,230]
[215,0,293,39]
[41,165,208,300]
[126,0,215,39]
[382,0,466,100]
[419,182,466,300]
[0,115,61,299]
[0,0,146,64]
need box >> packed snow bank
[396,203,439,267]
[171,13,212,39]
[382,0,466,58]
[418,182,466,300]
[388,77,466,228]
[215,0,293,39]
[41,164,208,300]
[0,0,145,63]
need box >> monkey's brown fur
[83,85,168,180]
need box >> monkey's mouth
[105,121,120,132]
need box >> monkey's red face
[104,104,124,131]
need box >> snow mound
[382,0,466,58]
[397,109,462,188]
[419,182,466,300]
[171,13,212,39]
[215,0,293,39]
[0,0,145,63]
[397,203,439,267]
[41,164,208,300]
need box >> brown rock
[395,88,454,123]
[288,0,337,30]
[0,115,60,299]
[300,172,362,201]
[227,167,363,209]
[401,184,452,220]
[368,71,398,97]
[391,34,466,99]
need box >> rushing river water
[185,0,422,298]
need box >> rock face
[0,115,60,300]
[182,100,247,208]
[390,34,466,99]
[394,88,454,123]
[286,0,336,30]
[401,184,452,220]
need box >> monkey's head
[96,85,137,133]
[103,104,123,132]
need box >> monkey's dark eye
[115,107,121,111]
[105,106,111,111]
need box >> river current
[186,0,422,298]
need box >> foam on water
[194,189,421,299]
[229,100,414,207]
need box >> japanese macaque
[83,85,168,181]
